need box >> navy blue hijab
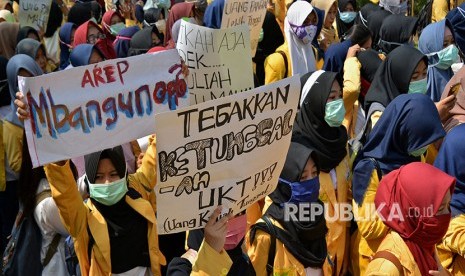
[434,124,465,217]
[113,26,140,58]
[59,22,76,70]
[203,0,224,29]
[323,39,352,74]
[446,3,465,55]
[70,44,104,67]
[312,7,325,59]
[352,94,446,205]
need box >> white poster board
[176,20,254,105]
[221,0,268,56]
[155,76,300,234]
[21,50,189,167]
[18,0,53,32]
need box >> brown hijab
[441,66,465,132]
[0,22,19,59]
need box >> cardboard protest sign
[18,0,53,32]
[155,76,300,234]
[221,0,268,56]
[176,20,254,105]
[21,49,189,167]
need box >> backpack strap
[372,250,404,275]
[277,50,288,79]
[43,234,61,267]
[262,215,276,275]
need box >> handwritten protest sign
[21,49,189,167]
[155,76,300,234]
[18,0,53,32]
[176,20,254,105]
[221,0,267,56]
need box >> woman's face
[303,10,318,26]
[70,29,76,46]
[436,190,451,215]
[443,26,455,48]
[87,25,102,44]
[111,14,123,25]
[325,3,337,28]
[28,32,40,41]
[35,47,47,72]
[89,49,104,64]
[344,2,354,12]
[410,60,427,82]
[300,157,318,181]
[18,69,33,78]
[151,32,161,46]
[361,37,373,50]
[94,158,121,184]
[327,80,342,102]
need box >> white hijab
[284,1,317,76]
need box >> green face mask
[110,22,126,36]
[433,44,460,70]
[408,78,427,94]
[409,146,428,157]
[324,98,345,127]
[88,176,128,206]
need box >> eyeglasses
[87,33,106,44]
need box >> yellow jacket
[3,120,23,175]
[438,214,465,275]
[432,0,451,22]
[342,57,362,139]
[264,43,292,85]
[365,231,422,275]
[319,155,352,276]
[246,217,316,276]
[44,136,166,276]
[192,241,233,275]
[351,170,388,276]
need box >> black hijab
[16,26,40,44]
[355,2,381,27]
[68,2,93,27]
[249,137,328,268]
[44,1,63,38]
[378,14,418,54]
[128,26,164,56]
[0,56,9,107]
[293,71,348,173]
[357,49,383,99]
[364,45,427,111]
[84,146,126,183]
[336,0,357,40]
[366,9,391,50]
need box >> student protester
[43,1,63,67]
[113,26,140,58]
[292,71,350,275]
[435,124,465,274]
[312,0,339,52]
[264,1,318,84]
[440,67,465,132]
[0,10,14,23]
[72,20,117,60]
[377,14,418,55]
[58,22,77,70]
[379,0,408,14]
[247,137,327,275]
[336,0,357,40]
[165,2,194,47]
[128,25,164,56]
[2,54,43,253]
[419,19,459,102]
[366,9,391,51]
[366,162,455,276]
[15,38,50,73]
[354,2,380,28]
[101,10,126,43]
[202,0,223,29]
[16,26,40,44]
[351,94,446,275]
[446,3,465,56]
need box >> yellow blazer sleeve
[191,241,232,275]
[343,57,361,119]
[44,160,88,238]
[247,229,271,276]
[365,258,402,276]
[441,215,465,257]
[354,170,389,240]
[129,135,157,193]
[3,121,23,174]
[264,52,286,85]
[432,0,450,22]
